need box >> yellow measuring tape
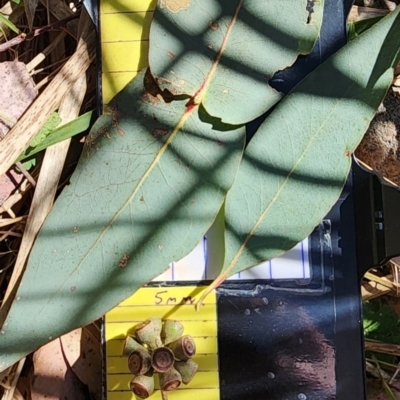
[100,2,220,398]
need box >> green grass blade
[0,12,20,34]
[17,111,94,162]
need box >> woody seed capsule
[159,367,182,391]
[130,374,154,399]
[151,346,175,373]
[134,317,162,350]
[167,335,196,360]
[123,335,149,357]
[128,348,152,375]
[161,319,184,345]
[174,359,198,384]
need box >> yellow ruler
[100,2,220,398]
[101,0,156,105]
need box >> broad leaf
[198,7,400,301]
[0,70,245,371]
[149,0,324,124]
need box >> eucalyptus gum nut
[161,320,184,345]
[135,317,162,350]
[123,335,148,357]
[130,374,155,399]
[167,335,196,360]
[174,359,198,384]
[128,348,152,375]
[159,367,182,391]
[151,346,175,373]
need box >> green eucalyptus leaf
[199,7,400,300]
[149,0,324,124]
[0,70,245,371]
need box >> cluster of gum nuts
[123,317,198,398]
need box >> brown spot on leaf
[152,128,169,137]
[140,196,144,202]
[167,51,175,59]
[344,149,352,157]
[209,20,219,31]
[84,123,110,156]
[119,253,129,268]
[108,103,125,135]
[160,0,190,13]
[70,286,76,292]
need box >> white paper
[153,237,310,282]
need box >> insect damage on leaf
[108,104,125,136]
[143,68,174,104]
[84,124,109,155]
[152,128,169,137]
[159,0,190,13]
[119,254,129,268]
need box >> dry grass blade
[0,3,96,397]
[371,354,398,400]
[26,31,67,73]
[366,339,400,357]
[366,360,392,380]
[389,258,400,295]
[1,9,94,316]
[0,179,31,218]
[348,6,389,22]
[0,217,25,229]
[362,279,392,301]
[365,271,400,291]
[0,357,25,400]
[0,28,95,178]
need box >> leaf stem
[161,391,168,400]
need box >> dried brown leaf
[24,0,38,31]
[60,327,102,400]
[0,62,37,139]
[31,339,87,400]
